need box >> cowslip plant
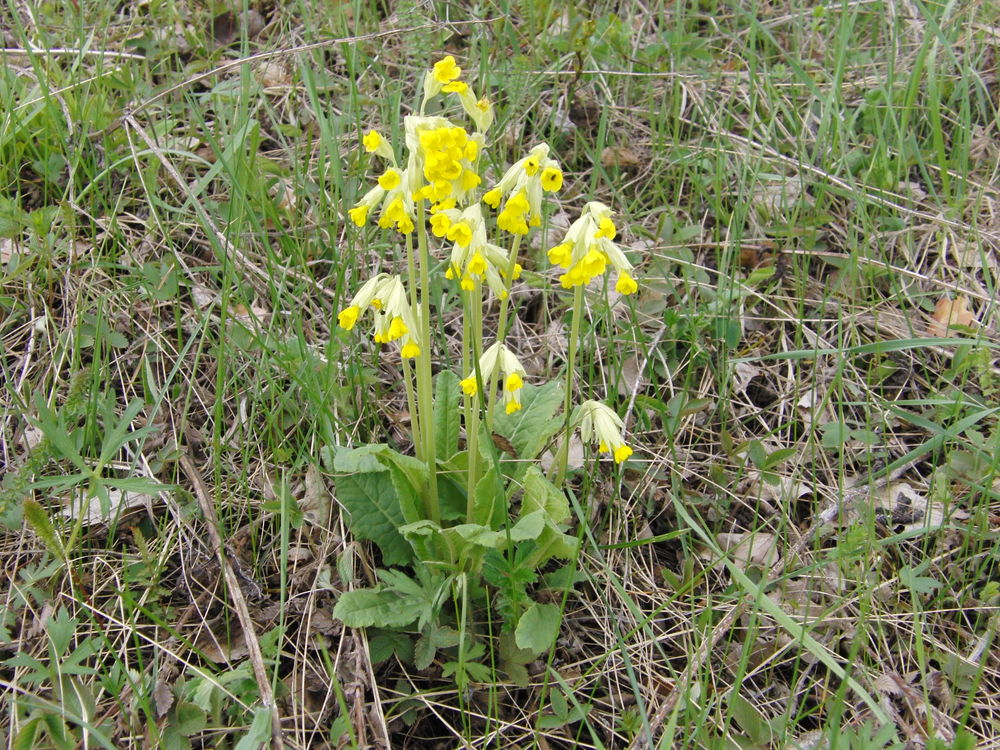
[331,56,639,685]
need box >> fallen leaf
[196,621,248,664]
[255,60,291,89]
[153,679,174,718]
[212,9,264,47]
[301,464,332,526]
[700,532,779,570]
[60,489,156,526]
[616,354,644,397]
[600,146,642,169]
[927,295,975,337]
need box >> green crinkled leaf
[473,467,503,528]
[436,470,468,521]
[532,525,580,563]
[333,588,419,628]
[521,465,570,525]
[449,523,503,549]
[433,370,461,460]
[493,381,564,463]
[335,471,412,566]
[510,510,545,541]
[515,602,562,653]
[333,444,388,473]
[380,448,432,532]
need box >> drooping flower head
[459,342,528,414]
[482,143,563,235]
[337,274,422,359]
[577,400,633,463]
[547,201,637,294]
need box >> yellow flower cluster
[483,143,563,235]
[410,120,482,204]
[460,342,528,414]
[337,274,422,358]
[547,202,637,294]
[431,204,521,298]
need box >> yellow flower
[348,205,369,227]
[432,56,462,83]
[595,217,617,240]
[378,168,401,190]
[362,130,382,152]
[401,342,421,358]
[548,202,635,290]
[430,212,452,237]
[338,305,360,330]
[523,155,540,176]
[459,343,527,414]
[447,221,473,248]
[467,252,487,275]
[547,243,572,267]
[483,187,502,208]
[443,80,468,93]
[540,166,563,192]
[615,272,638,295]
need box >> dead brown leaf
[152,679,174,719]
[600,146,643,169]
[927,295,975,337]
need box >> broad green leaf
[415,625,460,670]
[472,467,503,528]
[435,470,468,521]
[493,381,563,463]
[529,525,579,565]
[389,464,423,526]
[379,449,428,496]
[335,471,411,566]
[449,523,503,549]
[333,588,419,628]
[521,466,569,524]
[332,444,389,473]
[515,602,562,653]
[433,370,461,460]
[173,702,207,736]
[510,510,545,541]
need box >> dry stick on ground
[179,453,284,750]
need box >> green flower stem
[415,205,439,523]
[485,235,522,431]
[404,233,422,462]
[465,285,484,520]
[552,284,584,486]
